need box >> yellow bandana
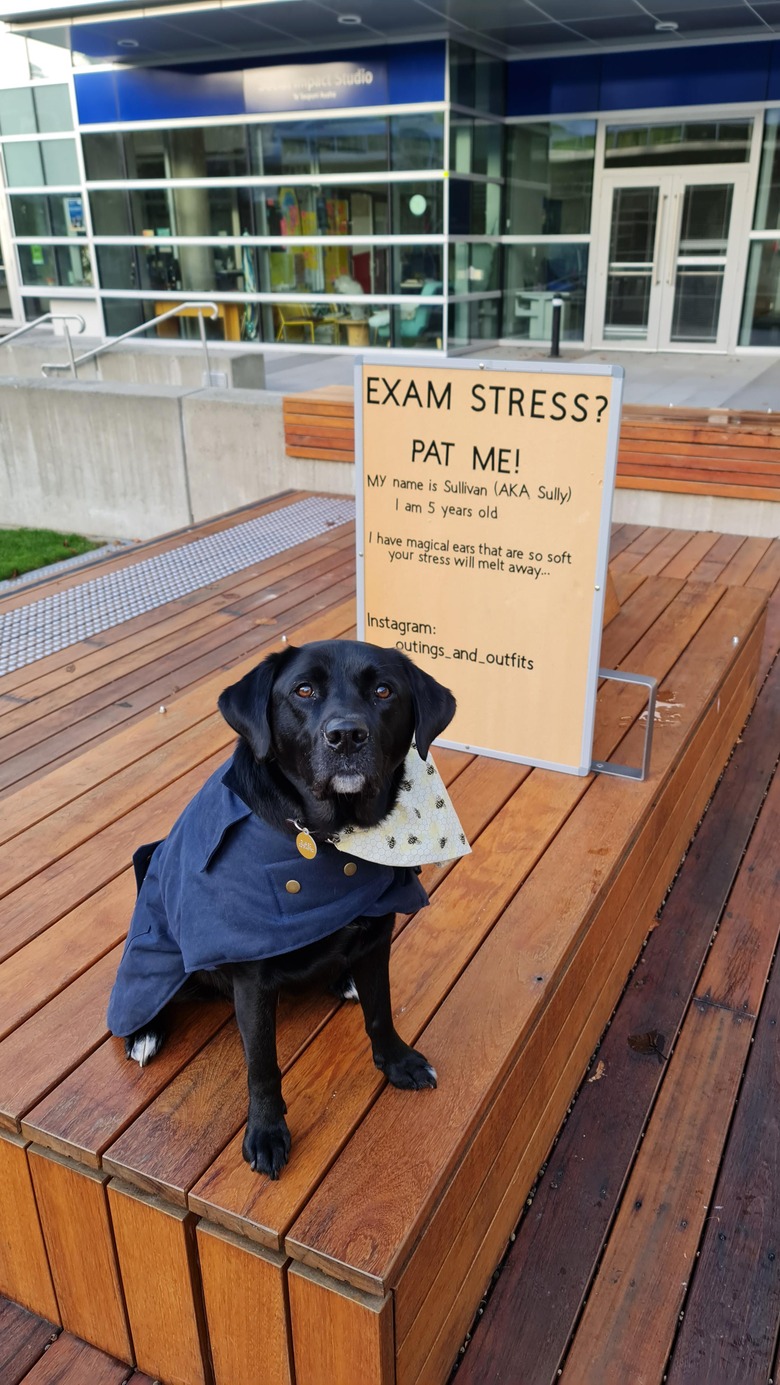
[330,745,471,868]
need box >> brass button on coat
[343,862,358,877]
[285,880,301,894]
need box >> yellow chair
[275,303,317,342]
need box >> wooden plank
[689,533,746,584]
[197,1223,293,1385]
[454,652,780,1385]
[0,1134,59,1322]
[0,592,355,838]
[560,765,780,1385]
[392,618,763,1384]
[0,564,355,772]
[107,1180,210,1385]
[0,531,354,729]
[658,529,721,581]
[718,535,773,587]
[0,946,122,1129]
[288,1263,393,1385]
[284,586,765,1298]
[665,840,780,1385]
[16,1332,130,1385]
[22,999,232,1168]
[610,528,673,573]
[0,576,357,796]
[0,520,353,708]
[630,528,695,578]
[0,1298,58,1385]
[747,538,780,593]
[28,1147,131,1363]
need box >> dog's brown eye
[295,683,314,698]
[376,684,392,700]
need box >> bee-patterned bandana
[329,743,471,868]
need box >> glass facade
[0,38,778,352]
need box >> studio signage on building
[244,59,389,113]
[356,359,624,775]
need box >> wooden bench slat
[197,1225,293,1385]
[560,762,780,1385]
[617,476,780,502]
[454,644,780,1385]
[0,1133,59,1322]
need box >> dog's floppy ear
[218,648,294,761]
[403,658,456,760]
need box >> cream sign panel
[356,360,624,774]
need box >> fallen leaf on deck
[588,1060,606,1083]
[628,1030,666,1062]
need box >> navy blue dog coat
[107,755,429,1037]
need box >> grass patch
[0,527,102,582]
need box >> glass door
[595,166,748,349]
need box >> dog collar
[293,746,471,869]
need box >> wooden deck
[0,499,777,1385]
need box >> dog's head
[218,640,455,818]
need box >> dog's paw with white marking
[124,1023,166,1067]
[331,972,359,1002]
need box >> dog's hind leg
[124,1014,167,1066]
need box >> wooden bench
[282,390,780,504]
[0,506,775,1385]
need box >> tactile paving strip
[0,496,355,677]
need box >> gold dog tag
[296,830,317,860]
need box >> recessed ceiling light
[117,37,140,47]
[337,13,362,24]
[654,20,679,32]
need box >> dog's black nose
[323,717,369,750]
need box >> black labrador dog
[109,639,456,1179]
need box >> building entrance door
[594,166,749,350]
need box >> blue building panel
[75,40,445,125]
[508,39,777,116]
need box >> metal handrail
[41,301,220,381]
[0,312,86,378]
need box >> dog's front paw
[377,1046,437,1091]
[242,1118,291,1179]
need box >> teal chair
[369,280,442,346]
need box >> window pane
[449,179,501,235]
[83,132,124,181]
[390,113,444,170]
[739,240,780,346]
[90,188,132,236]
[393,245,443,293]
[0,87,36,136]
[392,181,443,234]
[605,118,751,168]
[33,85,72,133]
[3,140,44,186]
[10,192,85,236]
[506,121,595,236]
[124,128,165,178]
[503,243,588,341]
[96,244,138,291]
[256,183,389,236]
[753,110,780,231]
[24,294,52,320]
[449,241,499,293]
[41,138,79,185]
[0,257,11,317]
[261,243,387,296]
[254,116,388,176]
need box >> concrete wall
[0,377,351,540]
[0,338,266,390]
[183,388,352,525]
[612,486,780,541]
